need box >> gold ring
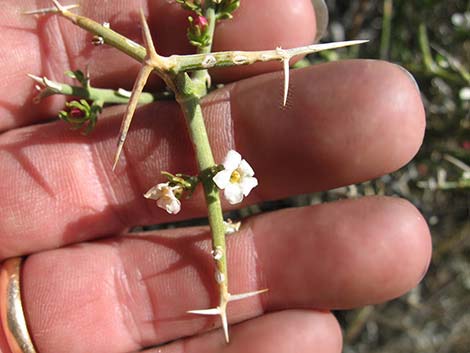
[0,257,38,353]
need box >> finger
[0,321,9,353]
[17,196,430,352]
[0,61,424,257]
[148,310,341,353]
[0,0,316,130]
[0,60,425,258]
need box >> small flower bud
[58,99,101,135]
[70,107,85,119]
[193,15,208,30]
[187,15,210,48]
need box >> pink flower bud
[463,141,470,150]
[70,107,84,118]
[194,15,208,29]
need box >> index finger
[0,0,318,131]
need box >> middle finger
[0,60,424,258]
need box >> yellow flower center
[230,170,241,183]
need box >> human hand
[0,1,431,352]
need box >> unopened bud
[194,15,208,29]
[70,107,85,118]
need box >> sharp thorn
[139,9,158,61]
[228,288,269,302]
[23,4,79,15]
[187,307,221,316]
[64,4,80,11]
[188,305,230,342]
[112,8,162,171]
[43,77,62,91]
[27,74,62,91]
[51,0,65,12]
[308,39,369,52]
[51,0,68,10]
[27,74,44,85]
[220,307,230,343]
[205,71,212,88]
[112,64,153,171]
[282,58,290,106]
[112,138,125,171]
[346,39,369,45]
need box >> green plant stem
[174,3,229,301]
[419,23,435,70]
[417,23,461,82]
[175,82,228,295]
[171,40,368,72]
[33,78,170,104]
[404,64,465,84]
[431,45,470,84]
[58,8,147,62]
[380,0,393,60]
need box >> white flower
[144,182,181,214]
[213,150,258,204]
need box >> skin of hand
[0,1,431,352]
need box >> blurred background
[314,1,470,352]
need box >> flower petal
[223,150,242,171]
[224,183,244,204]
[239,159,255,177]
[240,176,258,196]
[144,183,166,200]
[213,169,232,189]
[166,198,181,214]
[157,196,181,214]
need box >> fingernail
[396,64,421,93]
[311,0,329,42]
